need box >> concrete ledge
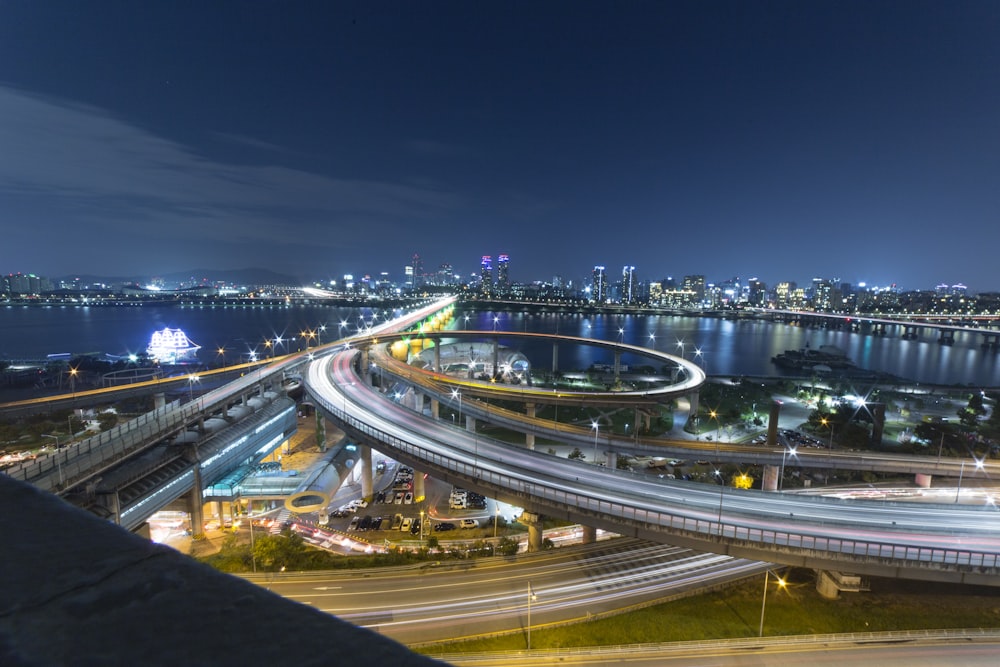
[0,475,444,666]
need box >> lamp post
[68,367,78,396]
[42,434,63,486]
[779,447,797,491]
[187,374,199,402]
[955,459,984,503]
[591,421,600,463]
[248,503,257,573]
[217,347,226,367]
[759,569,787,636]
[419,509,425,541]
[451,389,462,428]
[527,583,538,650]
[493,504,500,542]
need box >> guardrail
[307,369,1000,580]
[3,400,202,492]
[426,628,1000,663]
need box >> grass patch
[417,569,1000,655]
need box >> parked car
[459,519,479,529]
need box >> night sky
[2,2,998,291]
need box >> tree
[567,447,585,460]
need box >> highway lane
[307,349,1000,578]
[252,538,765,645]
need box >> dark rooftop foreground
[0,476,446,667]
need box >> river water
[2,304,999,387]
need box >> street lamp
[419,509,425,541]
[591,420,600,463]
[527,583,538,650]
[42,434,63,486]
[779,447,797,491]
[493,315,499,331]
[955,458,985,503]
[247,504,257,573]
[187,374,200,402]
[68,367,78,396]
[217,347,226,367]
[759,569,787,636]
[493,504,500,542]
[451,389,462,427]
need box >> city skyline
[2,3,998,290]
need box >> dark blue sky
[2,2,998,291]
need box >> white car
[400,517,413,532]
[404,492,413,504]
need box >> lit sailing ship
[146,327,201,364]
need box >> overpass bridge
[1,298,458,531]
[306,346,1000,587]
[753,308,1000,347]
[363,329,997,481]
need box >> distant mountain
[58,268,302,288]
[157,268,303,287]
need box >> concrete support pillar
[153,392,166,410]
[434,345,441,372]
[492,339,500,379]
[581,525,597,545]
[552,343,559,373]
[465,414,476,433]
[360,444,373,500]
[430,398,439,420]
[762,464,779,491]
[188,448,204,536]
[413,469,426,503]
[521,512,544,552]
[216,501,225,525]
[870,402,886,446]
[766,401,781,448]
[915,473,932,488]
[606,450,617,469]
[687,391,700,429]
[525,403,536,450]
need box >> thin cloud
[0,86,463,251]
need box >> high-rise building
[621,265,636,305]
[682,275,706,305]
[410,253,424,287]
[592,266,607,303]
[497,254,510,291]
[480,256,493,296]
[775,281,796,309]
[747,278,766,307]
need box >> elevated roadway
[306,348,1000,586]
[367,332,998,480]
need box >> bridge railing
[3,399,205,492]
[309,387,1000,576]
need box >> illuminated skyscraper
[592,266,607,303]
[621,265,636,305]
[497,254,510,292]
[410,253,424,288]
[480,256,493,296]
